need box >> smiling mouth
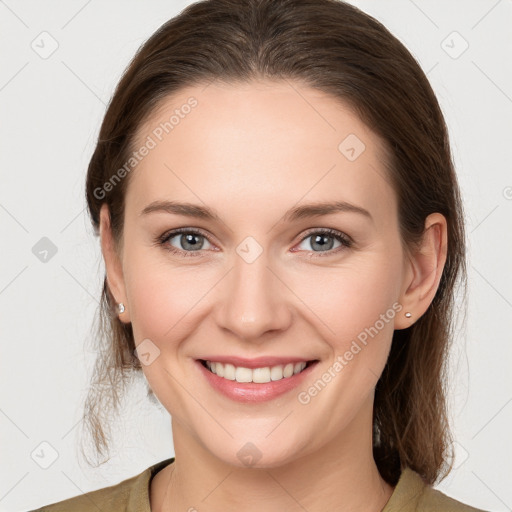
[199,359,318,384]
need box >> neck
[154,398,394,512]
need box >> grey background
[0,1,511,511]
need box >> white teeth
[223,363,236,380]
[270,365,283,381]
[205,360,308,383]
[235,366,253,383]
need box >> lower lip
[196,359,318,403]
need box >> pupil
[182,234,202,250]
[312,234,333,251]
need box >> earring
[404,312,412,318]
[118,303,125,314]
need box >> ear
[394,212,448,330]
[99,204,131,324]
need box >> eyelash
[154,227,353,258]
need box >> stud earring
[404,312,412,318]
[118,303,125,314]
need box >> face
[101,79,415,468]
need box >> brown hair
[81,0,466,486]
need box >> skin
[100,79,447,512]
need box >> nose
[214,250,293,343]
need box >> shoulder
[383,467,490,512]
[27,472,143,512]
[28,457,175,512]
[419,484,490,512]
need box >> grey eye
[297,233,343,252]
[168,232,212,252]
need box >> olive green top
[29,457,489,511]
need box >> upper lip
[198,356,317,369]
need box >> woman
[30,0,489,510]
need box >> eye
[155,227,352,258]
[156,228,214,257]
[294,228,352,256]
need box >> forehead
[127,80,395,225]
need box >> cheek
[121,254,218,413]
[290,254,403,345]
[123,249,218,342]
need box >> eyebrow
[140,200,373,223]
